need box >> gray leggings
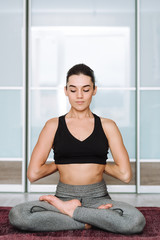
[9,180,146,234]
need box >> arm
[102,119,132,183]
[27,118,59,183]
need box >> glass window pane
[140,163,160,185]
[0,90,23,158]
[0,161,22,184]
[31,0,135,87]
[91,90,136,159]
[140,91,160,159]
[0,0,23,86]
[31,27,132,88]
[140,0,160,87]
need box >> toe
[98,204,112,209]
[39,195,50,201]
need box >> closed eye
[70,88,90,93]
[83,89,89,92]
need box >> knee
[9,207,19,228]
[131,213,146,234]
[9,205,29,231]
[125,212,146,235]
[9,206,23,229]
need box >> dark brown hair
[66,63,95,89]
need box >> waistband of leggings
[55,179,109,198]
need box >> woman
[9,64,146,234]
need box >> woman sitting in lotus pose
[9,64,146,234]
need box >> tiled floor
[0,193,160,207]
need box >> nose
[77,90,83,98]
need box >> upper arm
[28,118,58,170]
[102,119,130,169]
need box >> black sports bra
[53,113,109,165]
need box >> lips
[76,101,84,104]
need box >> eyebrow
[68,85,91,88]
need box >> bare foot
[98,203,112,209]
[84,203,112,229]
[39,195,81,217]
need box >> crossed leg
[9,194,145,233]
[39,195,113,229]
[9,199,86,231]
[39,194,146,234]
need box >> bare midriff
[57,164,105,185]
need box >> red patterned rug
[0,207,160,240]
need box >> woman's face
[64,74,97,111]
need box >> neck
[67,108,93,119]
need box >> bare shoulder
[38,117,59,138]
[36,117,59,146]
[29,118,59,154]
[45,117,59,128]
[101,117,117,131]
[100,117,121,140]
[44,117,59,134]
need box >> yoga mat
[0,207,160,239]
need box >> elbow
[122,170,132,183]
[123,176,132,184]
[27,176,35,183]
[27,170,38,183]
[27,172,35,183]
